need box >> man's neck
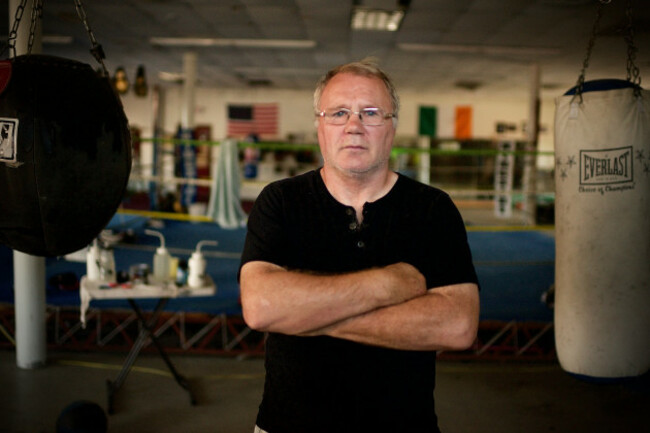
[320,166,398,222]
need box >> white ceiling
[2,0,650,96]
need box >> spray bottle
[145,229,171,283]
[188,240,218,288]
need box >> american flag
[227,103,278,138]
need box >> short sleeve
[421,192,479,289]
[239,183,289,272]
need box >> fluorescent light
[387,11,404,31]
[397,43,560,56]
[157,71,184,82]
[150,37,316,49]
[234,67,323,76]
[157,67,322,83]
[351,10,366,29]
[158,71,185,82]
[351,8,404,32]
[42,35,74,44]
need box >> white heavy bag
[554,84,650,379]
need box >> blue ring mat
[0,217,555,322]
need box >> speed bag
[0,55,132,257]
[554,80,650,379]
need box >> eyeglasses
[316,108,396,126]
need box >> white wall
[120,83,559,170]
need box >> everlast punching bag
[555,79,650,379]
[0,55,131,256]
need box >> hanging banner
[494,140,515,218]
[178,127,197,209]
[454,105,472,139]
[418,106,437,136]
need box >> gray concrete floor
[1,350,648,433]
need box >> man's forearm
[239,261,426,335]
[301,283,480,351]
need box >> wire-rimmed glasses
[316,107,396,126]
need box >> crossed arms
[240,260,479,351]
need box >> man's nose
[344,111,364,130]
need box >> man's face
[316,73,396,177]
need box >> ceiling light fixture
[397,43,560,56]
[42,35,74,44]
[158,71,185,82]
[234,67,323,76]
[150,37,316,49]
[351,8,405,31]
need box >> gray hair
[313,57,400,124]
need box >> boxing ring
[0,216,556,360]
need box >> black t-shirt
[240,169,478,433]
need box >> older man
[239,58,479,433]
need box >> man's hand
[378,262,427,305]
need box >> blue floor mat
[469,231,555,321]
[0,221,555,322]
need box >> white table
[79,275,216,414]
[80,276,216,327]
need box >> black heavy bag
[0,55,131,256]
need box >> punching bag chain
[27,0,43,55]
[572,1,605,104]
[2,0,43,58]
[2,0,109,77]
[3,0,28,59]
[573,0,642,103]
[73,0,109,77]
[624,0,641,95]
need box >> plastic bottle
[99,247,116,283]
[145,229,171,283]
[86,239,101,281]
[188,240,218,288]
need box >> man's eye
[363,109,379,117]
[331,110,349,118]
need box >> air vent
[247,79,273,87]
[454,80,482,91]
